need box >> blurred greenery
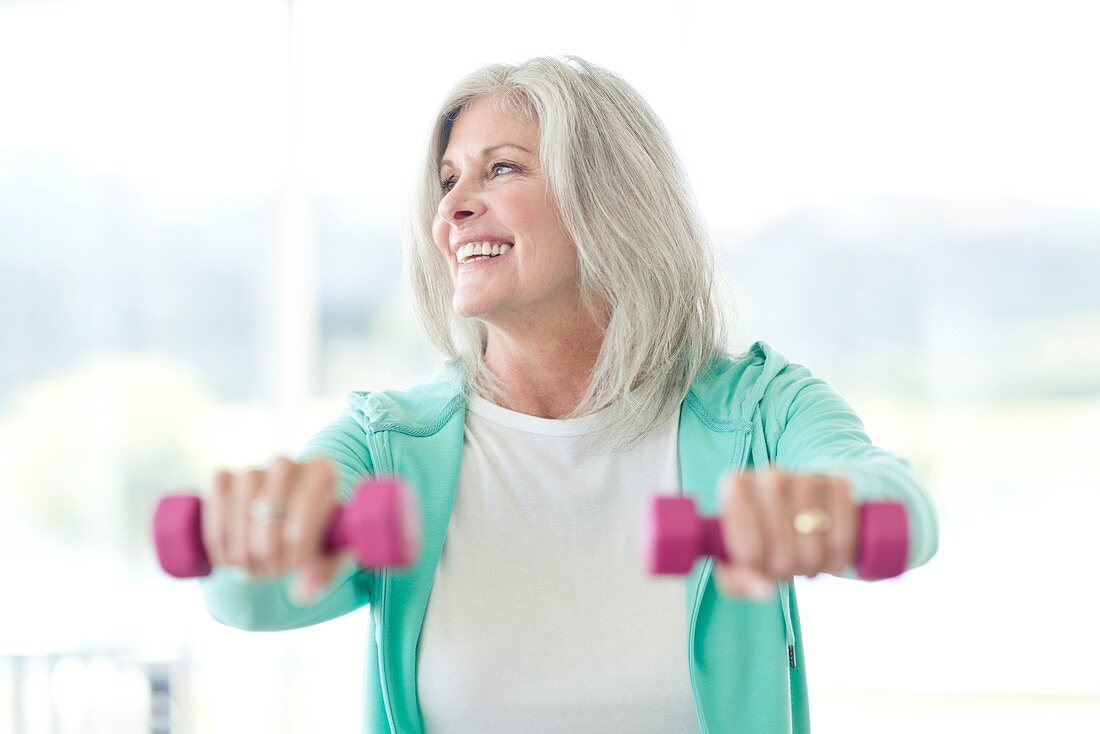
[0,354,210,557]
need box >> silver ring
[793,507,831,535]
[249,497,287,524]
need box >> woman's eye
[440,162,516,194]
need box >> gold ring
[793,507,831,534]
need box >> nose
[437,178,485,225]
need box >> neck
[481,304,606,419]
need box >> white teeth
[456,241,513,263]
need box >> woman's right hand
[202,456,351,604]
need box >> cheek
[509,196,565,246]
[524,205,575,266]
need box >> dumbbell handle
[152,477,419,579]
[695,517,732,564]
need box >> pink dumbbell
[643,496,909,580]
[152,477,421,578]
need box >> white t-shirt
[416,393,699,733]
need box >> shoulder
[687,340,795,422]
[344,361,465,434]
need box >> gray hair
[403,55,740,453]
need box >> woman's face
[433,94,580,324]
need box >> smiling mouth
[456,243,513,266]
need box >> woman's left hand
[713,468,859,600]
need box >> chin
[453,299,492,321]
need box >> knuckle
[270,455,295,473]
[308,472,335,499]
[297,460,335,500]
[308,458,336,484]
[211,473,235,508]
[790,473,815,496]
[733,472,754,495]
[772,469,795,491]
[266,460,290,486]
[213,470,234,493]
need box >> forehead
[440,95,538,169]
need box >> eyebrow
[440,143,532,171]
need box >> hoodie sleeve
[198,408,378,631]
[764,361,939,576]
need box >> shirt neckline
[465,394,616,436]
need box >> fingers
[714,468,859,600]
[205,456,341,587]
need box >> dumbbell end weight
[853,501,908,579]
[644,495,909,580]
[153,494,211,578]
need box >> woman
[200,55,938,733]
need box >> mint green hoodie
[200,340,938,733]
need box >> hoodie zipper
[688,557,713,734]
[366,427,399,733]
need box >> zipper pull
[788,644,797,668]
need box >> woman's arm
[764,361,939,575]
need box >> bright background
[1,0,1098,731]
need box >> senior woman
[199,55,938,733]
